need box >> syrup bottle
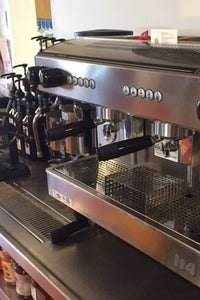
[0,246,3,271]
[1,250,16,285]
[22,101,37,160]
[1,72,17,125]
[12,76,26,155]
[15,263,32,299]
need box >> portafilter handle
[47,119,97,141]
[96,135,159,161]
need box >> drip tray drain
[0,182,68,242]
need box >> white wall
[50,0,200,39]
[7,0,38,67]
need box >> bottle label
[16,138,22,150]
[15,272,31,296]
[25,141,31,155]
[9,117,14,124]
[23,124,29,136]
[31,284,37,300]
[2,260,16,283]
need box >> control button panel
[78,77,84,87]
[123,86,130,95]
[89,79,96,89]
[122,85,163,102]
[146,89,154,100]
[138,88,145,99]
[83,78,89,88]
[154,91,162,102]
[67,75,96,89]
[72,76,78,85]
[130,87,137,97]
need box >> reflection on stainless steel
[47,108,65,154]
[60,102,96,155]
[32,108,43,158]
[95,106,127,122]
[152,120,193,139]
[35,38,200,287]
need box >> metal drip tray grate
[0,182,67,242]
[56,155,129,192]
[90,40,200,56]
[150,192,200,241]
[55,156,200,242]
[105,165,185,213]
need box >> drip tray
[0,182,68,242]
[51,156,200,242]
[47,156,200,287]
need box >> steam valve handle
[13,64,28,77]
[39,68,68,88]
[96,135,156,161]
[27,66,46,86]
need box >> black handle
[47,119,96,141]
[49,217,88,243]
[96,135,154,161]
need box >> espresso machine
[34,38,200,287]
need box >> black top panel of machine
[39,38,200,73]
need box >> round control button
[67,75,73,84]
[123,85,130,96]
[89,79,96,89]
[78,77,84,87]
[130,87,137,97]
[83,78,89,88]
[146,89,154,100]
[138,88,145,99]
[72,76,78,85]
[154,91,162,102]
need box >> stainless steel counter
[0,160,200,300]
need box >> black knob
[26,66,45,86]
[39,68,67,88]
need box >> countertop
[0,159,199,300]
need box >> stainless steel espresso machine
[35,38,200,287]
